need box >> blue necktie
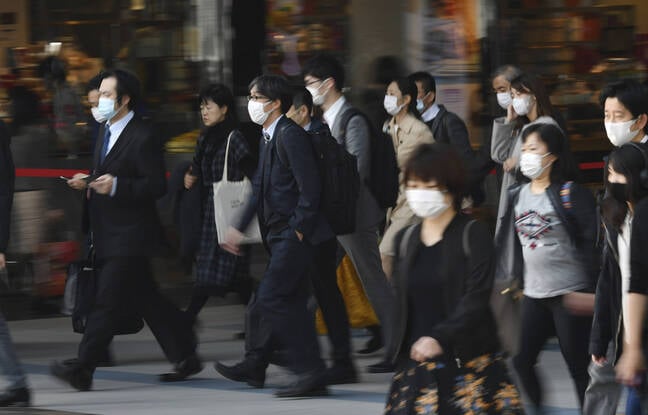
[100,126,111,163]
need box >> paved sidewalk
[0,304,589,414]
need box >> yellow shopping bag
[316,255,379,334]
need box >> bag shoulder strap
[398,224,418,260]
[338,108,364,143]
[560,181,573,210]
[463,219,477,259]
[220,131,234,182]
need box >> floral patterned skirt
[384,353,524,415]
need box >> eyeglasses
[247,95,270,102]
[304,79,322,87]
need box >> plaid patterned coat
[192,122,253,291]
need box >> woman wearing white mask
[490,73,563,234]
[380,77,434,278]
[495,123,598,413]
[600,79,648,147]
[385,143,523,415]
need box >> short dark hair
[602,143,648,230]
[86,72,105,94]
[600,79,648,134]
[248,74,292,113]
[520,123,580,184]
[404,143,466,211]
[101,69,141,111]
[198,83,238,125]
[391,77,420,118]
[302,54,345,91]
[408,71,436,95]
[291,87,313,113]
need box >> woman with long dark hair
[495,123,597,412]
[593,143,648,413]
[491,73,564,232]
[183,83,256,318]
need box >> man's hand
[68,173,89,190]
[221,227,244,256]
[184,166,197,189]
[410,336,443,363]
[295,230,303,241]
[616,348,646,386]
[592,355,607,366]
[89,174,115,195]
[0,253,5,270]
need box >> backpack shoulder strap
[560,181,573,210]
[463,219,477,259]
[338,108,364,143]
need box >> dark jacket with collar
[0,120,14,253]
[87,116,166,259]
[389,214,500,365]
[237,116,333,245]
[494,181,599,293]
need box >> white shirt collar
[323,96,347,127]
[263,115,284,141]
[641,135,648,144]
[304,121,312,132]
[421,103,440,123]
[105,111,134,152]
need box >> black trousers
[78,256,196,369]
[247,227,324,374]
[309,237,351,363]
[513,295,591,410]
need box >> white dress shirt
[421,103,440,123]
[323,96,347,128]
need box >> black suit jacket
[237,116,333,245]
[0,121,14,253]
[87,116,166,259]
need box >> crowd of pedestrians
[3,53,648,414]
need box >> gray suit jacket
[330,102,385,230]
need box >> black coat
[87,116,166,259]
[0,120,14,253]
[389,214,500,365]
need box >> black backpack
[338,108,399,209]
[276,124,360,235]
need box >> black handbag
[65,254,144,335]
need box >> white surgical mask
[306,78,329,106]
[384,95,404,116]
[520,152,551,180]
[512,94,533,116]
[605,119,638,147]
[497,92,512,110]
[416,99,425,113]
[406,189,449,219]
[247,100,272,125]
[96,97,120,121]
[91,106,107,123]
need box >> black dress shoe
[357,326,383,354]
[274,369,329,398]
[0,387,30,407]
[367,360,395,373]
[50,360,93,391]
[325,363,358,385]
[159,354,203,382]
[214,360,265,388]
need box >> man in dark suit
[409,71,491,206]
[302,54,397,374]
[51,69,201,391]
[0,120,30,407]
[218,75,331,397]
